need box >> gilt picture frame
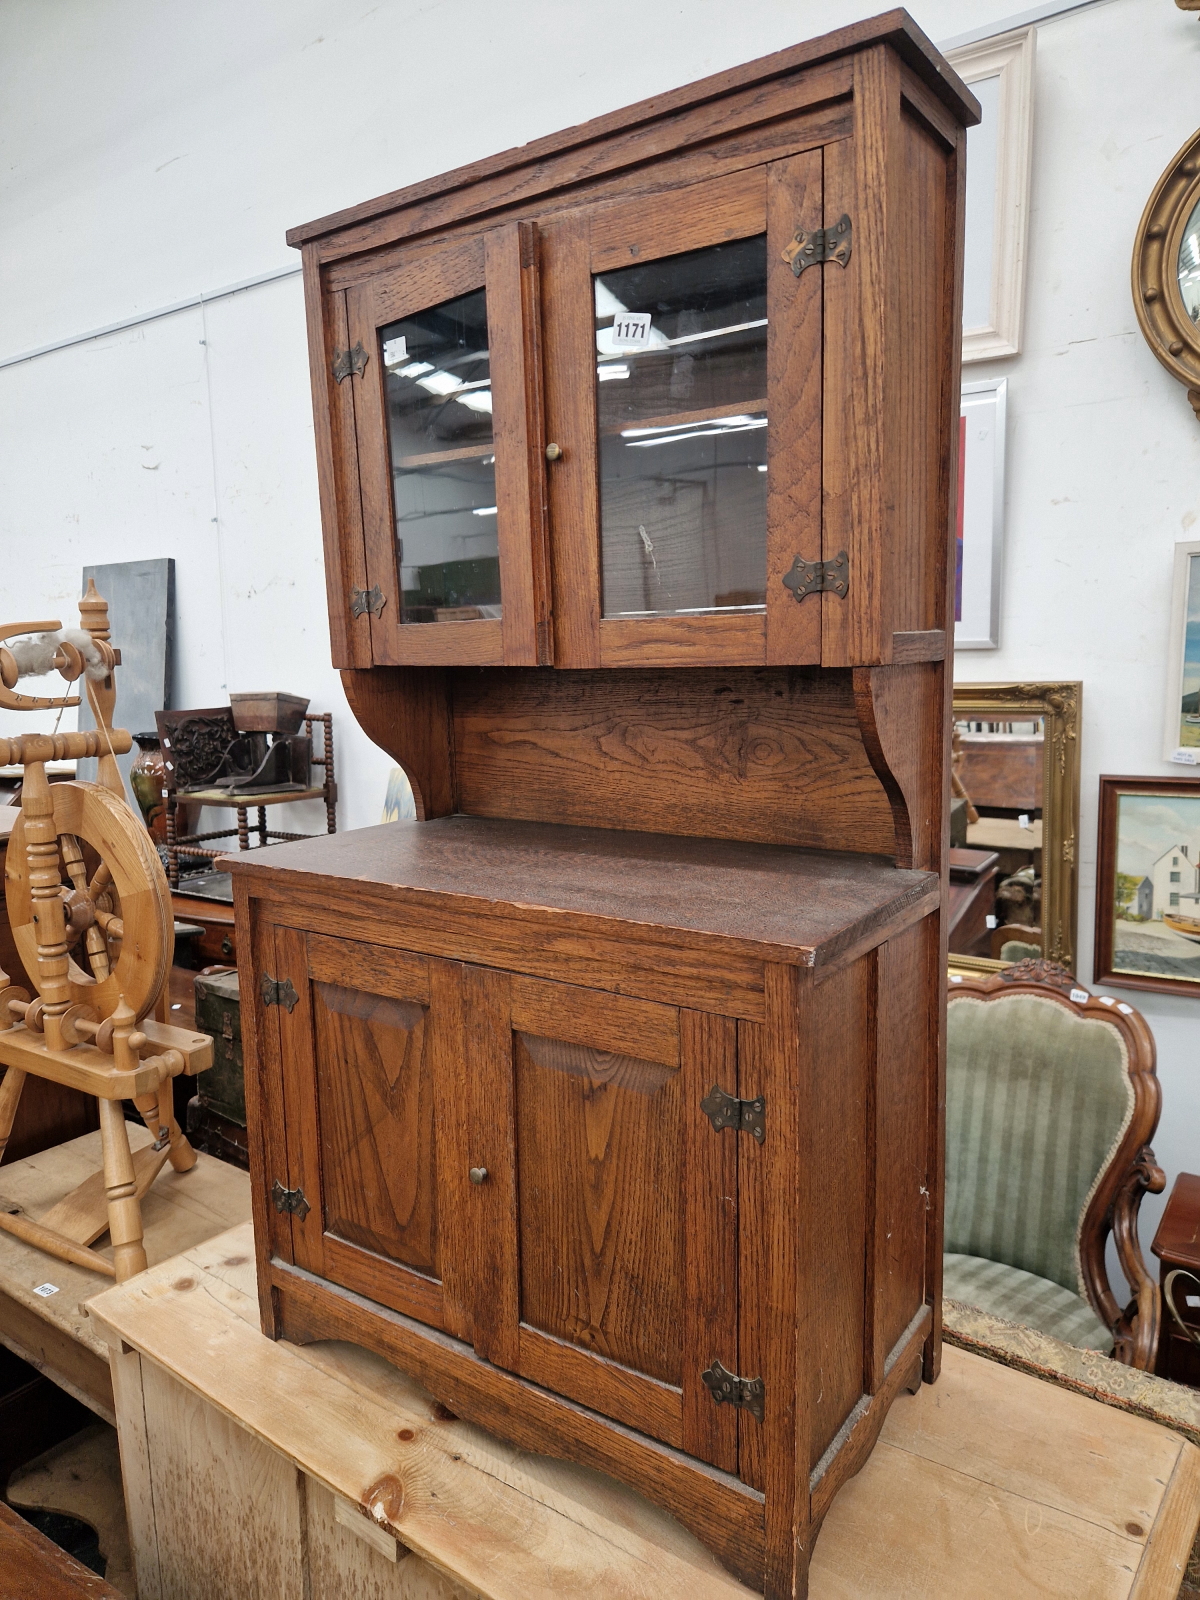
[1094,775,1200,998]
[949,681,1081,976]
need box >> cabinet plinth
[249,11,977,1595]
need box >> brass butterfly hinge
[702,1360,765,1423]
[331,341,369,383]
[261,974,299,1012]
[782,550,850,603]
[782,214,853,276]
[700,1085,766,1143]
[271,1180,310,1219]
[349,584,386,620]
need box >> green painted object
[193,969,244,1126]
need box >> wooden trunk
[232,14,976,1595]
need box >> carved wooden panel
[312,980,438,1276]
[514,1032,684,1386]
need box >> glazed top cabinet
[296,9,974,680]
[243,13,977,1599]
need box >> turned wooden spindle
[78,579,124,800]
[21,746,72,1051]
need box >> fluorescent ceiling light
[455,390,493,413]
[625,418,768,448]
[668,318,767,348]
[396,359,434,377]
[472,505,498,516]
[417,370,464,396]
[597,363,630,381]
[621,414,766,438]
[593,281,628,317]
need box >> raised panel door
[466,970,740,1470]
[260,927,468,1335]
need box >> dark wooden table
[1153,1172,1200,1388]
[0,1499,123,1599]
[947,846,1000,958]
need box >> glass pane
[382,288,501,624]
[594,236,768,619]
[1179,196,1200,326]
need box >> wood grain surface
[228,814,937,968]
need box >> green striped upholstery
[1000,938,1041,962]
[944,1254,1111,1351]
[944,992,1134,1351]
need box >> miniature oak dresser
[231,12,978,1595]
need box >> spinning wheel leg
[0,1068,27,1163]
[98,1098,148,1282]
[132,1080,197,1175]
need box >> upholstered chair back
[945,992,1131,1295]
[943,968,1163,1370]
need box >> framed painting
[1163,540,1200,764]
[946,25,1036,363]
[1095,775,1200,997]
[955,378,1007,650]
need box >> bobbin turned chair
[0,583,212,1282]
[944,963,1164,1369]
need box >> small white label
[1117,1002,1133,1014]
[1070,988,1089,1004]
[1019,813,1031,829]
[610,311,652,349]
[950,973,963,982]
[1171,749,1198,765]
[1187,1295,1200,1309]
[382,335,408,368]
[985,914,998,929]
[33,1282,59,1298]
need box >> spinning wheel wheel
[5,780,173,1022]
[0,582,211,1284]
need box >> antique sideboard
[231,13,977,1594]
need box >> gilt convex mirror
[1133,128,1200,419]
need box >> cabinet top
[227,815,937,967]
[286,7,978,250]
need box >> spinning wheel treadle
[5,781,173,1022]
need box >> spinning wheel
[5,780,174,1023]
[0,582,211,1282]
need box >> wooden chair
[989,921,1042,960]
[0,585,212,1282]
[945,962,1164,1369]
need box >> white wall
[1,0,1197,1266]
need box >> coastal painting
[1164,541,1200,760]
[1096,777,1200,995]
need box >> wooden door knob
[468,1167,488,1185]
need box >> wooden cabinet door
[336,229,550,668]
[539,157,823,671]
[462,969,740,1471]
[256,924,471,1339]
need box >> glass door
[540,159,824,667]
[345,225,550,666]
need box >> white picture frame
[1163,540,1200,764]
[947,26,1036,363]
[955,378,1007,651]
